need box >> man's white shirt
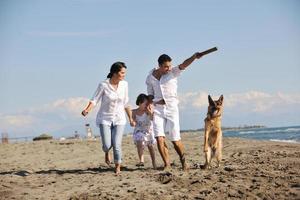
[145,66,182,108]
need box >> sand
[0,132,299,200]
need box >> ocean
[223,126,300,143]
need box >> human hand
[81,110,88,117]
[130,119,136,127]
[195,47,218,59]
[146,104,154,114]
[194,52,203,59]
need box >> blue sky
[0,0,299,138]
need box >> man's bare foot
[163,165,172,172]
[182,162,189,171]
[136,162,144,167]
[180,154,189,171]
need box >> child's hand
[146,104,154,114]
[130,119,136,127]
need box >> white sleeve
[171,66,182,77]
[146,75,154,96]
[90,83,104,106]
[124,82,130,108]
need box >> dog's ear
[208,95,216,106]
[218,95,224,104]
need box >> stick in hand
[196,47,218,57]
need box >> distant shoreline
[180,125,266,133]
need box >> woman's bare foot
[115,163,121,175]
[105,152,112,166]
[152,162,157,170]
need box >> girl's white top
[133,112,153,134]
[90,79,129,126]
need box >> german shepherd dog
[203,95,224,169]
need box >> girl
[132,94,157,169]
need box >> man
[146,52,203,171]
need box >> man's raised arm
[178,52,203,70]
[179,47,218,70]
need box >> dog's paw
[202,164,211,170]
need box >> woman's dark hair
[136,93,150,106]
[158,54,172,65]
[107,62,127,78]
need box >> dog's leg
[204,125,209,153]
[204,147,212,169]
[204,150,208,169]
[216,135,222,167]
[203,124,210,169]
[206,147,212,169]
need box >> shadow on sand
[0,166,138,177]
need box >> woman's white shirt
[90,79,129,126]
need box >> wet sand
[0,132,299,199]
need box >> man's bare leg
[156,136,170,170]
[148,144,157,169]
[172,140,189,170]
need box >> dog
[203,95,224,169]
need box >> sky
[0,0,300,138]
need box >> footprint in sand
[157,172,173,184]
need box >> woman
[81,62,134,175]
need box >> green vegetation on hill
[33,134,53,141]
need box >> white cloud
[179,91,208,109]
[22,97,90,117]
[45,97,89,115]
[0,114,35,127]
[226,91,300,112]
[179,90,300,113]
[0,114,39,137]
[179,91,223,110]
[0,97,91,136]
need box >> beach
[0,132,299,200]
